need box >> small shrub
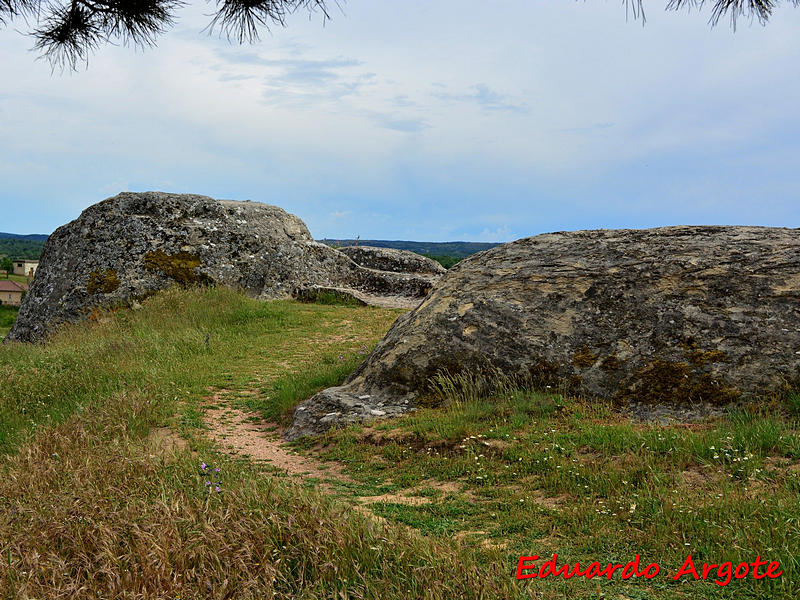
[0,305,18,328]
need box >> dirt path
[201,394,445,508]
[190,304,446,509]
[204,401,352,492]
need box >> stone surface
[6,192,440,343]
[338,245,446,275]
[291,286,424,310]
[285,226,800,439]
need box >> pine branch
[631,0,800,27]
[3,0,798,71]
[205,0,331,43]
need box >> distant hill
[0,232,502,266]
[0,233,48,260]
[0,232,49,241]
[320,239,502,259]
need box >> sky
[1,1,799,242]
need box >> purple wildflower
[201,462,207,471]
[205,481,211,486]
[215,486,221,493]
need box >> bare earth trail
[202,394,444,509]
[195,305,437,508]
[204,400,353,491]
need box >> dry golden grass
[0,290,519,599]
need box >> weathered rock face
[285,226,800,439]
[338,246,446,276]
[6,192,439,343]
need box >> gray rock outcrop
[6,192,440,343]
[285,226,800,439]
[338,246,446,275]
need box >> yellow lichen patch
[86,269,120,295]
[462,325,477,336]
[143,250,212,285]
[457,302,474,316]
[545,308,577,336]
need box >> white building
[13,259,39,277]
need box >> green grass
[306,378,800,599]
[0,304,18,339]
[2,285,798,599]
[242,351,366,422]
[786,391,800,417]
[0,286,399,455]
[3,287,516,599]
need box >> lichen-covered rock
[338,246,446,275]
[285,226,800,439]
[6,192,439,343]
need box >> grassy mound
[1,286,798,599]
[1,287,515,598]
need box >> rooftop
[0,280,27,292]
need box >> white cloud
[0,0,799,238]
[474,226,515,243]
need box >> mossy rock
[617,359,740,406]
[86,269,120,295]
[600,353,621,372]
[686,349,728,367]
[143,250,213,286]
[573,345,598,368]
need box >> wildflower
[338,354,344,361]
[201,462,207,471]
[214,467,220,473]
[205,481,211,486]
[215,486,221,492]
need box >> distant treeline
[320,239,501,268]
[0,233,501,267]
[0,234,47,260]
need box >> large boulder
[338,246,446,276]
[6,192,438,343]
[285,226,800,439]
